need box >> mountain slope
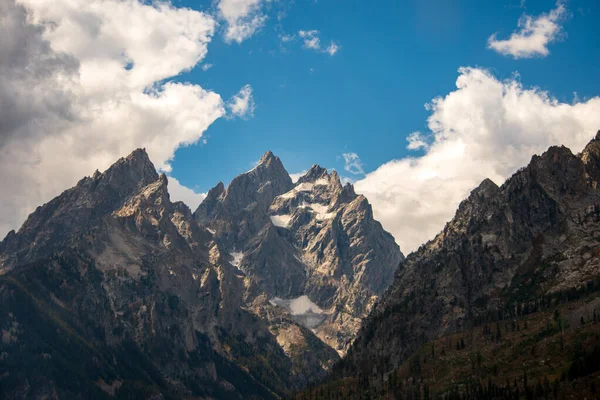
[317,132,600,398]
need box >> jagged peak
[208,181,225,198]
[581,131,600,154]
[93,147,159,189]
[341,182,356,197]
[532,144,573,163]
[259,150,275,164]
[329,170,343,189]
[472,178,499,198]
[243,151,289,181]
[453,177,499,220]
[126,147,150,162]
[116,148,154,171]
[297,164,329,184]
[158,173,168,184]
[232,151,291,187]
[579,131,600,187]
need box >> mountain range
[3,133,600,399]
[0,149,401,399]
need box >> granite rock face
[196,157,404,354]
[342,132,600,378]
[0,150,339,399]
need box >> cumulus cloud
[342,153,365,175]
[167,176,206,210]
[355,67,600,254]
[406,132,429,151]
[218,0,267,44]
[0,0,79,147]
[0,0,234,238]
[201,63,213,71]
[227,84,255,118]
[325,42,340,56]
[488,1,567,58]
[297,30,340,56]
[299,30,321,49]
[280,33,296,43]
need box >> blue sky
[169,0,600,193]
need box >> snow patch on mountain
[230,251,243,267]
[300,202,336,220]
[270,295,326,329]
[279,182,315,199]
[270,214,292,228]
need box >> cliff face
[339,133,600,387]
[195,157,403,354]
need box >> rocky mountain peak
[581,132,600,188]
[0,148,161,271]
[194,151,294,250]
[450,177,499,226]
[329,170,343,191]
[101,148,158,186]
[298,165,330,184]
[191,150,402,355]
[224,151,292,204]
[254,150,287,174]
[528,145,589,198]
[258,149,276,163]
[474,177,499,196]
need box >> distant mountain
[310,132,600,399]
[0,149,400,398]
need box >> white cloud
[342,153,365,175]
[202,63,213,71]
[299,30,321,49]
[325,41,340,56]
[167,176,206,210]
[218,0,267,44]
[227,84,255,118]
[355,67,600,254]
[280,33,295,43]
[488,1,567,58]
[298,30,340,56]
[406,132,429,150]
[0,0,225,238]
